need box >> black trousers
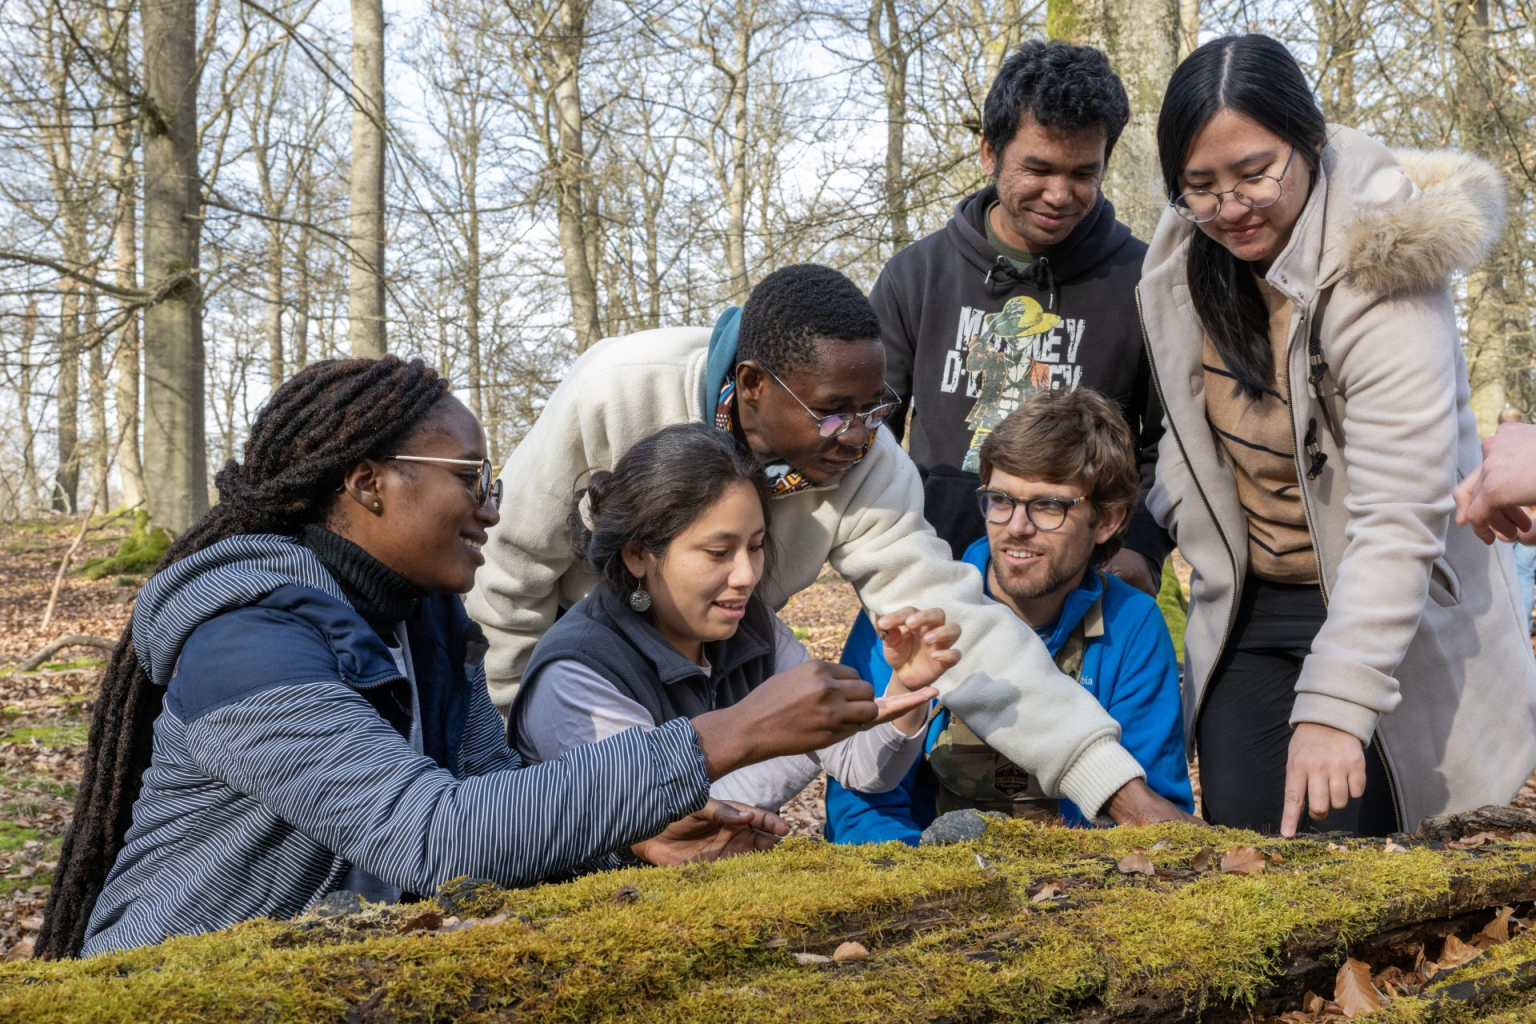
[1196,578,1399,836]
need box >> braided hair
[35,356,450,959]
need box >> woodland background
[0,0,1530,531]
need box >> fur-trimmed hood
[1328,126,1506,296]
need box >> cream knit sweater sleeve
[465,328,709,710]
[823,432,1147,816]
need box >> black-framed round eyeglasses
[763,365,901,439]
[1170,147,1296,223]
[388,455,502,510]
[976,488,1084,531]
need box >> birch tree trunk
[348,0,387,356]
[141,0,208,534]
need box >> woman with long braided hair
[38,356,928,958]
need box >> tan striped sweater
[1202,278,1320,585]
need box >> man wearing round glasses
[826,389,1192,843]
[470,262,1198,829]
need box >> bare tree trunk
[1049,0,1178,242]
[1453,0,1507,436]
[724,3,751,302]
[348,0,387,357]
[293,173,315,369]
[1178,0,1199,61]
[265,220,284,385]
[54,280,81,513]
[19,303,40,511]
[465,177,484,430]
[552,0,600,350]
[141,0,208,534]
[86,292,110,506]
[111,118,146,511]
[868,0,911,251]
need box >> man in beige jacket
[468,264,1195,824]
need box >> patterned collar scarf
[714,379,878,497]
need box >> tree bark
[87,292,110,505]
[552,0,601,351]
[1453,0,1507,437]
[868,0,911,252]
[723,1,751,303]
[54,279,81,513]
[111,112,146,511]
[141,0,208,534]
[1048,0,1178,242]
[348,0,387,357]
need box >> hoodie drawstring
[984,254,1058,312]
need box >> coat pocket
[1427,557,1461,608]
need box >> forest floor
[1,515,1533,962]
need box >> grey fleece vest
[516,587,778,727]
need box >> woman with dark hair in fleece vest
[512,422,960,812]
[39,357,935,959]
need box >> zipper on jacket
[1285,306,1404,833]
[1135,288,1241,738]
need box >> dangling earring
[628,581,652,612]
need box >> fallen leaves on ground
[1116,850,1155,876]
[832,940,869,962]
[1220,845,1267,875]
[1332,958,1383,1018]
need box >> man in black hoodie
[874,40,1169,590]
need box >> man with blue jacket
[826,388,1192,842]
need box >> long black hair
[571,423,773,600]
[1157,34,1326,400]
[36,356,451,959]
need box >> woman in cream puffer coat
[1141,33,1536,835]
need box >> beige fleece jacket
[1141,124,1536,829]
[466,326,1146,815]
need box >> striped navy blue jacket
[82,534,709,956]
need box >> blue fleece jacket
[824,538,1192,844]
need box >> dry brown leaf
[1333,958,1383,1018]
[17,917,41,932]
[1220,846,1267,875]
[399,911,444,934]
[1481,906,1515,945]
[793,952,833,966]
[1383,838,1409,853]
[1030,881,1064,903]
[1326,842,1349,853]
[1149,839,1171,850]
[1269,851,1286,865]
[1191,845,1214,872]
[1116,851,1156,876]
[1437,934,1483,970]
[1303,991,1325,1015]
[832,941,870,963]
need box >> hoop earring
[628,583,652,613]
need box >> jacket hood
[1329,129,1506,295]
[947,186,1134,287]
[132,534,348,685]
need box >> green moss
[1,723,89,747]
[1156,558,1188,662]
[3,825,1534,1023]
[36,657,104,672]
[78,510,171,580]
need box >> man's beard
[991,546,1082,604]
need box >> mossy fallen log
[6,819,1536,1023]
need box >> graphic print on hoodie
[871,185,1165,558]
